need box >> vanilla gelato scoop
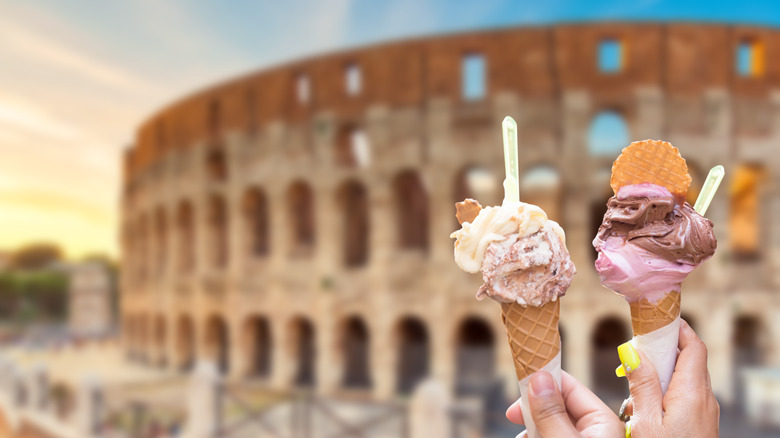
[451,199,576,307]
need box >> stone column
[26,365,48,412]
[634,87,664,139]
[410,379,451,438]
[75,377,102,438]
[183,360,222,438]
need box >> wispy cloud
[0,23,157,93]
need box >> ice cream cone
[629,291,681,336]
[501,300,561,380]
[610,139,691,204]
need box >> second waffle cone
[501,300,561,381]
[629,291,681,336]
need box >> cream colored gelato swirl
[450,200,563,273]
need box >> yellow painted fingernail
[617,342,640,374]
[615,364,626,377]
[625,422,632,438]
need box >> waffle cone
[501,300,560,381]
[629,291,681,336]
[610,140,691,204]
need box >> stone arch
[137,214,150,282]
[393,170,428,252]
[685,161,706,206]
[154,206,167,278]
[730,164,767,260]
[453,165,499,217]
[520,165,563,223]
[588,110,629,157]
[154,314,167,367]
[287,181,316,255]
[176,315,195,372]
[205,144,228,181]
[289,316,316,387]
[242,315,272,379]
[339,316,371,389]
[242,187,270,258]
[395,316,430,394]
[207,194,229,268]
[591,316,630,403]
[733,315,768,407]
[455,316,496,396]
[176,200,196,273]
[204,315,230,375]
[337,180,369,267]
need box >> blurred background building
[2,1,780,436]
[115,22,777,435]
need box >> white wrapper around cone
[631,317,681,394]
[515,350,562,438]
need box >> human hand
[506,370,624,438]
[620,320,719,437]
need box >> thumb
[527,371,580,437]
[618,342,663,429]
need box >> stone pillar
[410,379,451,438]
[75,377,102,438]
[183,360,222,438]
[634,87,664,139]
[26,365,48,412]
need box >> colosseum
[120,22,780,412]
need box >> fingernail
[615,364,626,377]
[617,342,641,374]
[625,422,632,438]
[529,372,555,397]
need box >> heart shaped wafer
[610,139,691,204]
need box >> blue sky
[0,0,778,257]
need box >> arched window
[205,146,228,181]
[138,214,150,282]
[588,111,629,157]
[287,181,315,255]
[733,315,769,404]
[520,166,563,223]
[205,315,230,375]
[453,166,498,206]
[208,100,221,138]
[341,316,371,389]
[455,317,495,396]
[591,317,630,404]
[176,315,195,372]
[243,316,272,379]
[290,317,316,387]
[155,207,167,278]
[338,181,369,267]
[393,171,428,252]
[730,164,767,260]
[335,125,371,168]
[177,201,195,273]
[208,195,229,268]
[154,315,167,367]
[243,188,269,258]
[395,317,429,394]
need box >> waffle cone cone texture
[501,300,561,381]
[629,291,681,336]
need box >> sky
[1,1,779,260]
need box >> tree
[10,243,64,270]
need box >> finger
[506,398,524,425]
[673,320,710,388]
[527,371,580,437]
[559,371,614,421]
[619,342,663,426]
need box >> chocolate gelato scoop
[594,183,716,266]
